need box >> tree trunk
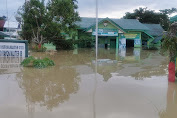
[38,43,41,49]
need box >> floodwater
[0,48,176,118]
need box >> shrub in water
[21,56,55,69]
[21,56,35,67]
[43,57,55,66]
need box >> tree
[46,0,80,44]
[162,22,177,82]
[123,7,177,30]
[18,0,80,49]
[19,0,49,47]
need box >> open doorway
[110,39,116,48]
[126,39,134,48]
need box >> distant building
[2,21,21,39]
[0,16,6,31]
[73,17,164,49]
[170,15,177,23]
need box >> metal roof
[75,17,149,31]
[143,24,164,37]
[75,17,103,29]
[152,36,163,43]
[111,19,149,31]
[170,15,177,23]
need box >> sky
[0,0,177,23]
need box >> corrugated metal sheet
[170,15,177,23]
[75,17,149,31]
[143,24,164,36]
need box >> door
[110,39,116,48]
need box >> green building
[170,15,177,23]
[74,17,164,49]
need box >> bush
[142,47,158,50]
[54,39,74,50]
[74,39,94,48]
[21,56,55,69]
[32,44,47,52]
[21,56,35,66]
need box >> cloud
[0,0,177,22]
[77,0,177,18]
[0,0,24,21]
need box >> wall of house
[124,32,142,48]
[76,21,153,49]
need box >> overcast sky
[0,0,177,22]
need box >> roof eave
[84,18,126,33]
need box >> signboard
[92,29,118,36]
[119,38,126,49]
[124,33,140,39]
[134,39,141,47]
[0,42,26,57]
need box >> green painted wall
[98,21,118,29]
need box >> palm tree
[162,22,177,82]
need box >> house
[74,17,164,49]
[3,21,21,39]
[170,15,177,23]
[143,24,164,47]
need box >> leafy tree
[18,0,80,50]
[46,0,80,44]
[162,23,177,62]
[123,7,177,30]
[162,22,177,82]
[19,0,49,46]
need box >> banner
[0,42,25,57]
[92,29,118,36]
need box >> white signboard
[92,29,118,36]
[0,42,25,57]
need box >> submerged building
[170,15,177,23]
[74,17,164,49]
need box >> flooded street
[0,48,176,118]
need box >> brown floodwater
[0,48,176,118]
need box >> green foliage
[43,57,55,66]
[21,56,55,69]
[74,39,94,48]
[162,23,177,62]
[54,39,74,50]
[74,30,94,48]
[18,0,80,47]
[123,7,177,30]
[32,45,47,52]
[33,59,48,69]
[21,56,35,66]
[143,47,158,50]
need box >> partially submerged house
[143,24,164,47]
[74,17,164,49]
[170,15,177,23]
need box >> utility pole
[95,0,98,59]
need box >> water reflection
[95,48,168,81]
[159,83,177,118]
[0,57,24,74]
[0,48,170,118]
[16,66,80,111]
